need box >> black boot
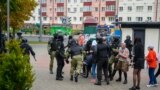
[70,75,73,81]
[74,72,79,82]
[116,78,121,82]
[106,80,110,85]
[56,77,63,81]
[94,81,101,85]
[123,80,127,84]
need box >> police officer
[124,35,132,59]
[69,40,83,82]
[108,37,120,80]
[95,37,110,85]
[48,34,58,74]
[55,35,65,81]
[21,38,36,62]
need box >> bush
[0,40,35,90]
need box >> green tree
[0,39,35,90]
[0,0,37,36]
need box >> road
[30,44,159,90]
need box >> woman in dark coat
[129,38,144,90]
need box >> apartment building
[118,0,160,22]
[24,0,53,26]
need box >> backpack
[50,39,57,51]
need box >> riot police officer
[69,40,83,82]
[48,34,58,74]
[55,35,65,81]
[20,38,36,63]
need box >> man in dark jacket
[95,37,110,85]
[21,38,35,63]
[69,40,83,82]
[124,35,132,59]
[55,35,65,81]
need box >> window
[56,0,64,3]
[42,0,46,3]
[119,17,123,21]
[74,8,77,12]
[106,5,115,11]
[50,17,52,20]
[95,17,98,21]
[119,7,123,12]
[68,8,70,12]
[101,17,105,21]
[55,17,57,20]
[42,7,46,12]
[108,17,115,22]
[148,6,152,12]
[43,17,47,21]
[128,6,132,12]
[136,6,143,12]
[147,17,152,21]
[74,17,77,21]
[80,8,83,12]
[74,0,77,3]
[127,17,131,21]
[95,7,98,11]
[57,7,64,12]
[136,17,143,22]
[102,7,105,11]
[80,17,83,21]
[83,6,92,12]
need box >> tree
[0,0,37,36]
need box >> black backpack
[51,39,57,51]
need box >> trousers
[149,68,157,84]
[56,55,64,78]
[49,51,56,72]
[97,59,109,82]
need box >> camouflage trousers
[70,55,83,76]
[49,51,56,72]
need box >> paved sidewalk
[31,44,159,90]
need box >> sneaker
[146,84,154,87]
[129,87,136,90]
[153,84,158,87]
[90,79,96,83]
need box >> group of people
[47,33,160,89]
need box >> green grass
[29,41,47,44]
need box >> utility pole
[7,0,10,40]
[0,9,2,52]
[39,0,43,42]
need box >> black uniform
[125,38,132,59]
[56,35,65,80]
[21,41,35,62]
[96,42,110,84]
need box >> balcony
[57,3,64,7]
[83,12,92,17]
[105,11,115,16]
[42,12,47,16]
[57,12,64,16]
[83,2,92,6]
[106,1,116,6]
[41,3,47,7]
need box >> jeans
[148,68,157,84]
[91,64,96,79]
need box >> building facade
[118,0,160,22]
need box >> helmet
[22,38,28,43]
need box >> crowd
[14,31,160,90]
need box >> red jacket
[146,50,157,68]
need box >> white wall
[121,28,133,43]
[145,29,159,55]
[118,0,156,22]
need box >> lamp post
[39,0,42,42]
[0,8,2,52]
[7,0,10,40]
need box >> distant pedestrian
[146,46,158,87]
[129,38,144,90]
[155,52,160,77]
[116,43,129,84]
